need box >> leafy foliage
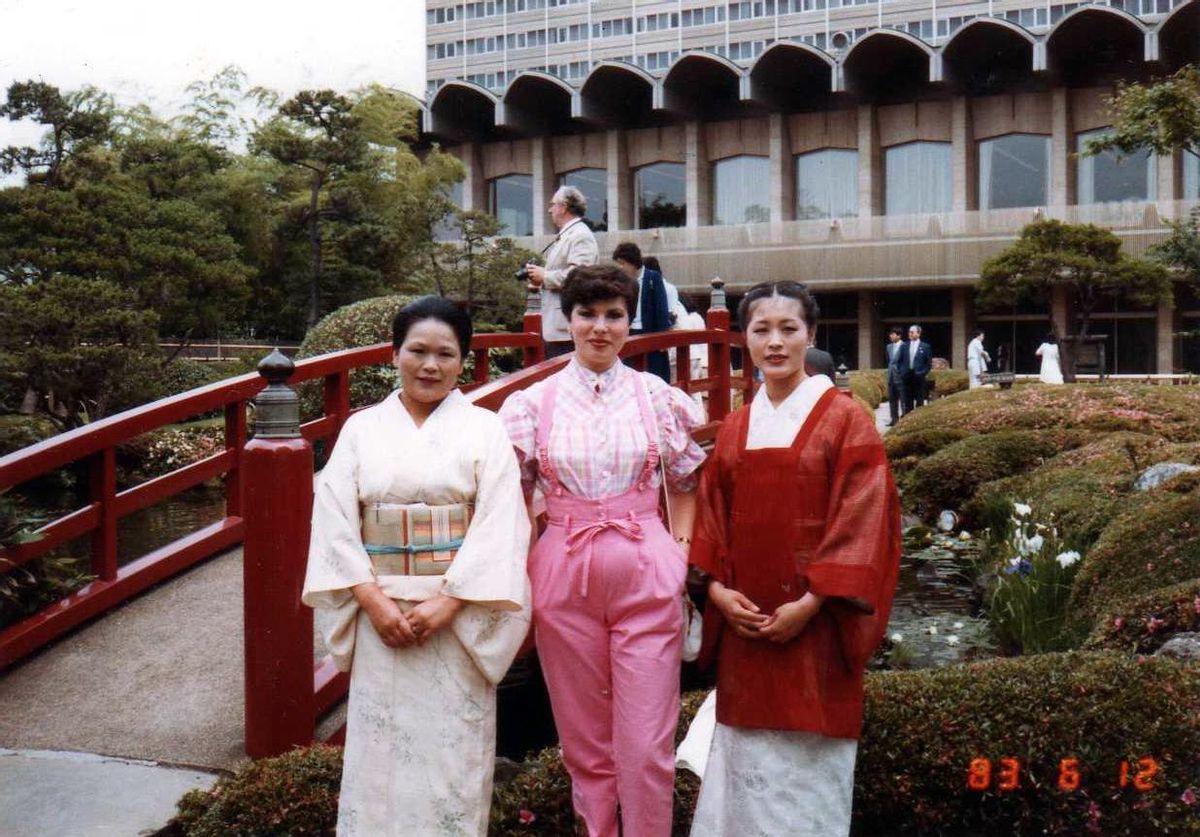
[1086,578,1200,655]
[1082,66,1200,159]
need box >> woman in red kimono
[688,281,901,837]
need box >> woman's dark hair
[643,256,662,274]
[737,281,819,330]
[560,265,639,320]
[611,241,643,268]
[974,329,986,339]
[391,295,473,357]
[1045,332,1058,344]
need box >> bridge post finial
[253,349,300,439]
[709,276,727,312]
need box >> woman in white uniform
[303,296,531,836]
[967,329,990,388]
[1035,333,1064,385]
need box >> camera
[515,266,531,282]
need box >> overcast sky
[0,0,425,151]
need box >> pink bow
[564,513,645,597]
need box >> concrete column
[768,113,794,227]
[1051,284,1070,338]
[857,104,882,217]
[1157,151,1179,204]
[1050,88,1072,207]
[952,97,976,212]
[1156,300,1175,374]
[952,287,970,368]
[686,121,711,228]
[606,129,632,231]
[531,136,556,234]
[459,142,487,212]
[857,290,876,369]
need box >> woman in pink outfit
[501,265,706,836]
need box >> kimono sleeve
[805,405,902,671]
[687,415,740,584]
[648,374,706,493]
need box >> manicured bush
[0,414,58,457]
[1085,579,1200,654]
[118,423,226,484]
[886,428,972,462]
[158,358,257,398]
[904,430,1090,519]
[854,652,1200,836]
[294,294,411,420]
[169,744,342,836]
[965,432,1176,550]
[848,369,888,410]
[1069,475,1200,620]
[928,368,969,398]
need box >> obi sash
[361,502,472,576]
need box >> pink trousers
[530,485,685,837]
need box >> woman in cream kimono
[303,297,531,837]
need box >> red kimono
[690,388,901,740]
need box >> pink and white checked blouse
[500,359,707,499]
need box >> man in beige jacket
[524,185,599,358]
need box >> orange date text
[965,757,1160,793]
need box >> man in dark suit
[613,241,672,381]
[885,326,905,425]
[897,324,933,415]
[804,346,837,381]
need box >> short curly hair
[560,265,639,321]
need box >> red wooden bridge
[0,286,750,761]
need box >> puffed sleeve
[646,373,706,492]
[498,383,541,497]
[302,415,374,671]
[806,404,902,671]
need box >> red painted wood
[0,518,243,669]
[89,449,118,582]
[300,415,336,444]
[472,348,489,385]
[114,451,234,519]
[522,311,544,366]
[242,436,315,758]
[0,504,100,571]
[224,402,247,518]
[313,657,348,715]
[706,309,733,421]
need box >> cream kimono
[302,390,531,837]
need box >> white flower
[1013,502,1032,517]
[926,625,938,635]
[947,635,960,646]
[1008,556,1023,568]
[1026,534,1045,554]
[953,621,964,629]
[959,531,972,541]
[1056,550,1081,568]
[890,633,904,643]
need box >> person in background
[897,324,932,414]
[613,242,674,382]
[804,346,837,382]
[524,186,599,359]
[885,327,905,425]
[967,329,991,389]
[687,281,901,837]
[1036,332,1064,384]
[642,256,681,324]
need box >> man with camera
[522,186,599,359]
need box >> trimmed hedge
[1085,578,1200,654]
[848,369,888,410]
[1069,475,1200,619]
[854,652,1200,836]
[928,368,969,398]
[903,429,1091,519]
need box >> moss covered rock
[1069,474,1200,620]
[903,429,1091,519]
[1085,578,1200,654]
[928,368,969,398]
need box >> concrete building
[421,0,1200,373]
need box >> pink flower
[1182,788,1197,806]
[1113,617,1125,630]
[1193,597,1200,617]
[518,809,537,825]
[1146,617,1167,633]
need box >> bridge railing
[1,283,745,758]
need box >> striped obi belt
[360,502,473,576]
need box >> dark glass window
[884,142,951,215]
[979,134,1050,210]
[635,162,686,229]
[795,148,858,219]
[1076,129,1156,204]
[488,174,533,236]
[560,168,609,231]
[712,156,770,224]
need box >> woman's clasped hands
[353,583,464,648]
[707,580,824,643]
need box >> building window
[488,174,533,236]
[795,148,858,219]
[635,162,686,229]
[979,134,1051,210]
[433,181,464,242]
[560,168,609,232]
[713,156,770,225]
[884,141,952,215]
[1076,129,1156,205]
[1185,150,1199,199]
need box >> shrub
[158,358,257,398]
[169,744,342,836]
[848,369,888,409]
[904,430,1090,519]
[1068,476,1200,620]
[928,368,969,398]
[0,414,59,457]
[854,652,1200,836]
[885,428,972,462]
[117,423,226,484]
[966,433,1178,550]
[1085,579,1200,654]
[294,294,411,420]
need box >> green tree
[0,276,162,427]
[0,80,114,188]
[1083,66,1200,159]
[423,210,536,331]
[977,219,1173,376]
[1150,207,1200,284]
